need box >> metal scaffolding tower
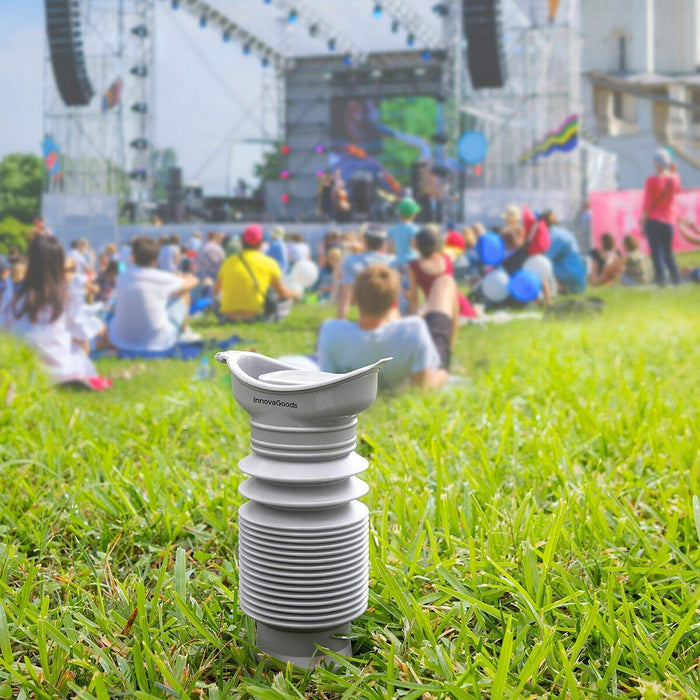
[44,0,157,207]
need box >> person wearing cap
[319,263,459,392]
[108,236,200,353]
[389,198,421,268]
[336,223,395,319]
[641,149,681,286]
[215,224,301,323]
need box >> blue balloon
[477,232,505,266]
[457,131,488,165]
[509,269,542,302]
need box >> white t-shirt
[3,298,97,383]
[108,266,184,352]
[318,317,440,390]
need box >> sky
[0,0,439,196]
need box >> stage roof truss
[372,0,444,50]
[266,0,368,64]
[173,0,287,70]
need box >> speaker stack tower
[45,0,94,106]
[462,0,507,89]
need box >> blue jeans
[644,219,680,286]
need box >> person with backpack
[214,224,300,323]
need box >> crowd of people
[1,149,697,393]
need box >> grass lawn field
[0,284,698,699]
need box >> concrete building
[582,0,700,188]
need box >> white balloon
[482,268,510,302]
[523,254,554,282]
[290,259,319,289]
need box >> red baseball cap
[242,224,263,246]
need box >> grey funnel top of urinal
[216,352,390,460]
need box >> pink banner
[590,189,698,253]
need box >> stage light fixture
[432,2,449,16]
[131,102,148,114]
[130,138,148,150]
[343,54,352,66]
[243,43,252,55]
[130,65,148,77]
[131,25,148,38]
[372,4,383,18]
[407,33,415,46]
[391,19,399,33]
[421,50,431,61]
[327,38,336,51]
[309,24,319,37]
[261,57,269,67]
[199,15,207,28]
[222,31,231,42]
[281,193,290,204]
[171,0,179,8]
[281,145,291,155]
[288,9,298,23]
[281,170,290,179]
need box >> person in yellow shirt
[215,224,301,322]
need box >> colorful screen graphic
[329,95,439,191]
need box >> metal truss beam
[373,0,443,49]
[171,0,287,70]
[267,0,368,63]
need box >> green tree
[253,143,283,183]
[0,216,31,255]
[0,153,44,223]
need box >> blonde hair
[462,226,477,250]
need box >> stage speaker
[166,167,184,223]
[45,0,94,106]
[462,0,507,89]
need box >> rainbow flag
[518,114,579,165]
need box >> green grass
[0,286,699,699]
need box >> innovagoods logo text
[253,396,298,408]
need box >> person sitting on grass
[337,224,395,319]
[214,224,301,323]
[595,235,652,286]
[3,234,109,388]
[590,232,620,286]
[319,263,458,392]
[108,236,199,354]
[541,212,587,294]
[407,227,454,315]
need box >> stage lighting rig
[172,0,285,70]
[263,0,367,63]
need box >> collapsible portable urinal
[216,351,389,668]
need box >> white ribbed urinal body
[216,351,388,668]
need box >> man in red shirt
[641,149,681,286]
